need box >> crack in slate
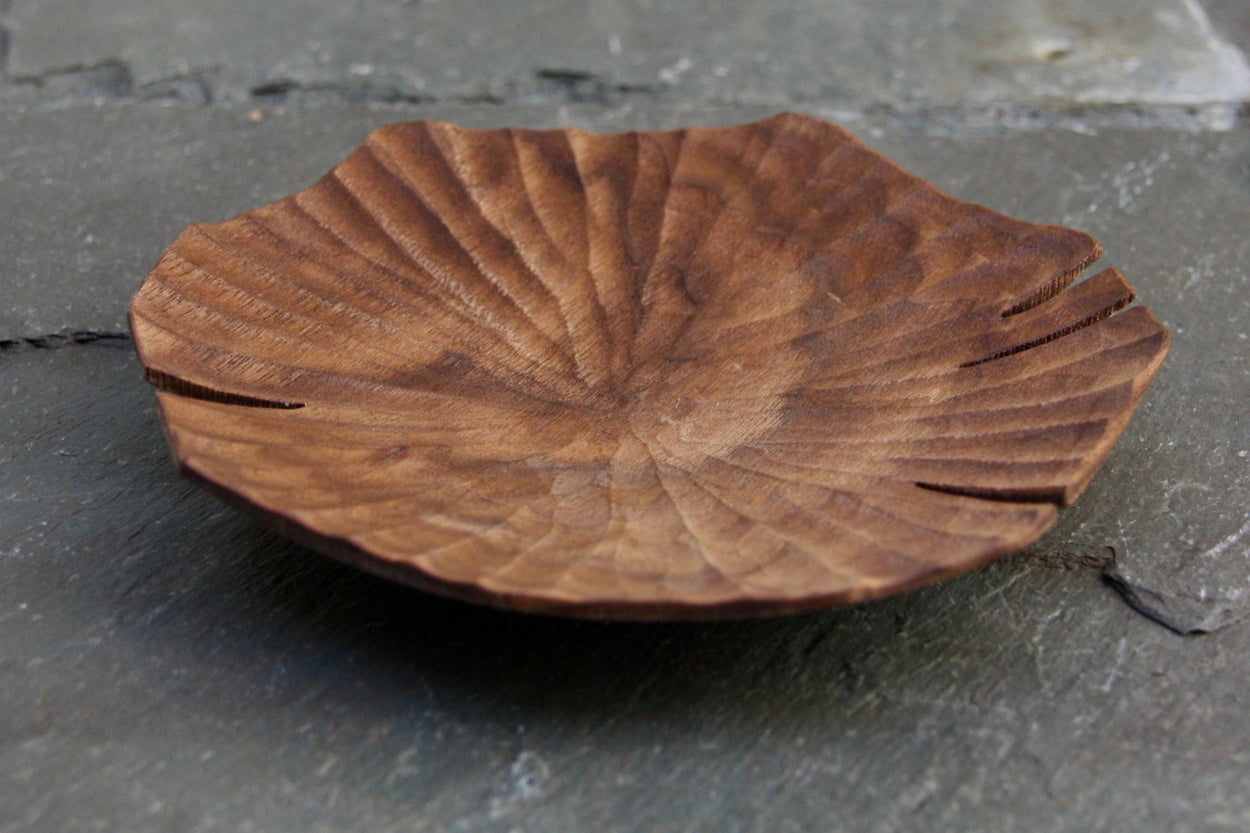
[1102,571,1218,635]
[0,48,1243,132]
[3,58,221,104]
[1104,563,1250,635]
[139,69,219,105]
[249,77,441,105]
[9,60,135,98]
[1024,546,1116,572]
[247,67,660,107]
[0,329,132,352]
[534,67,659,105]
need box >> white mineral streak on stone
[1201,517,1250,561]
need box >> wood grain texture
[128,112,1169,619]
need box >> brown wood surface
[128,112,1169,619]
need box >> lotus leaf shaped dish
[129,113,1169,618]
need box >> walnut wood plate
[129,112,1168,619]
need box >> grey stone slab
[4,344,1250,832]
[5,0,1250,109]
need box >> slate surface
[3,0,1250,830]
[6,0,1250,108]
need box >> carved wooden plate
[129,112,1168,619]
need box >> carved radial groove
[130,113,1169,619]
